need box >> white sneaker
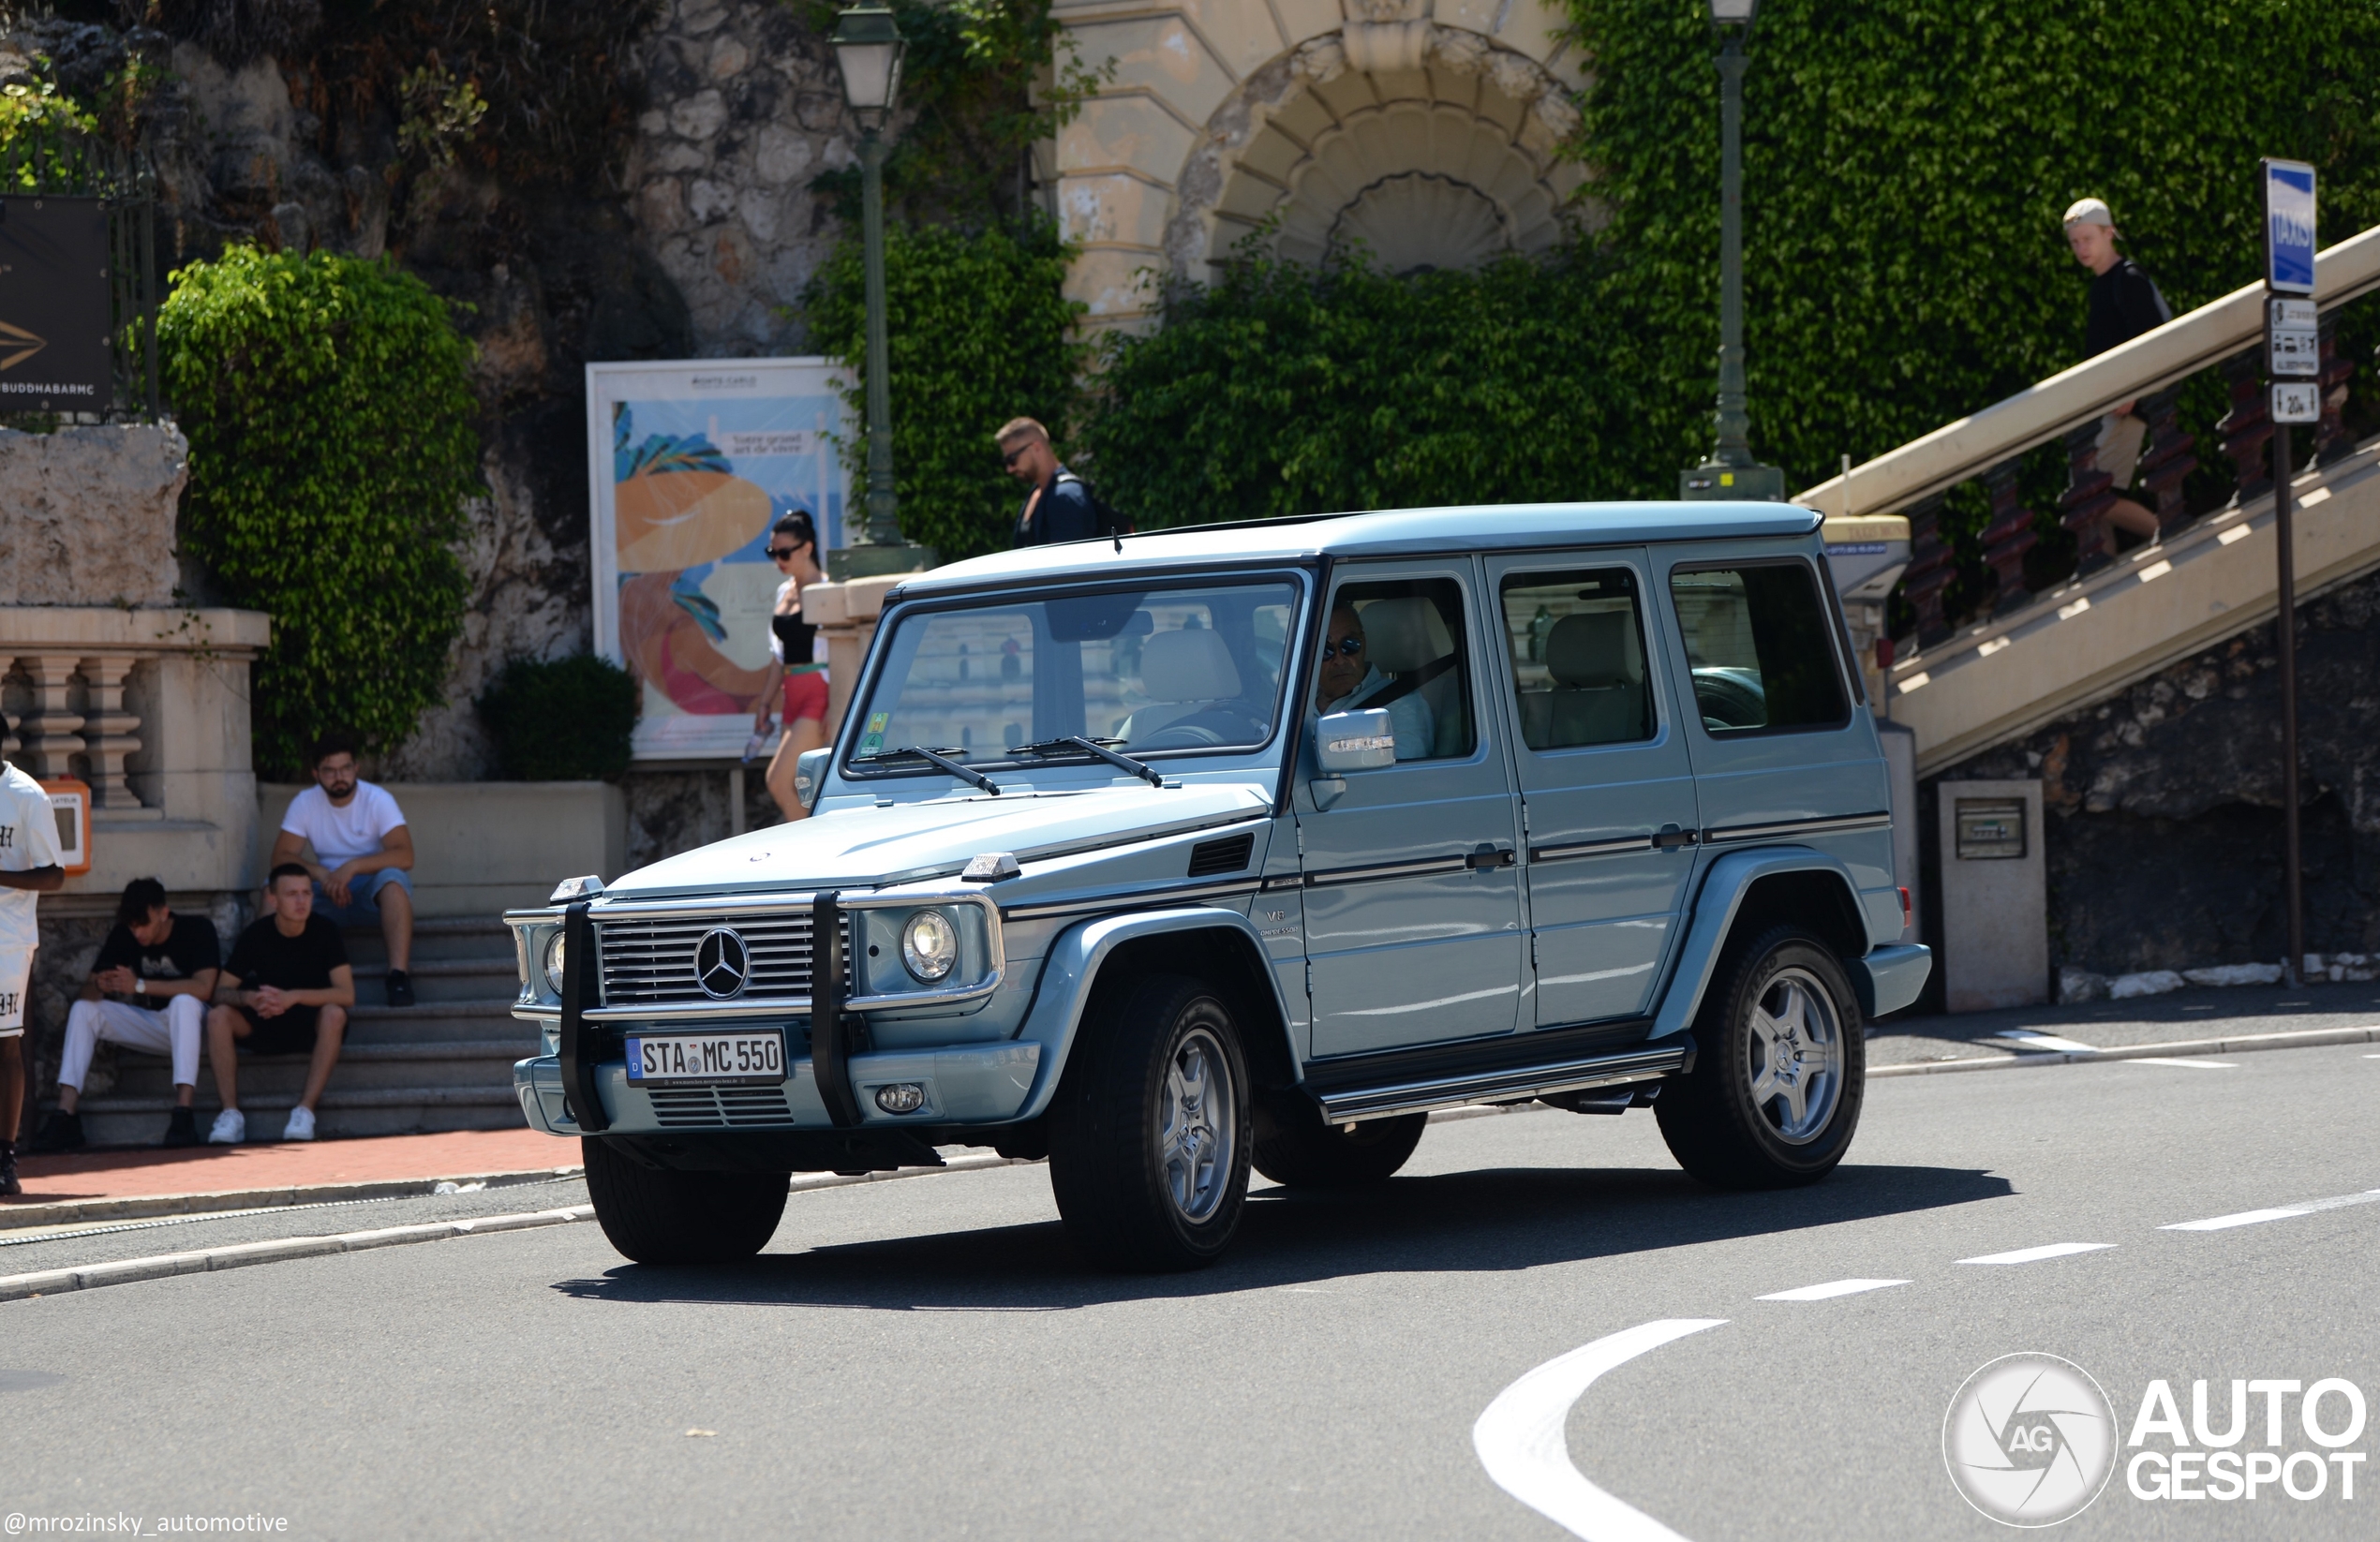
[282,1105,316,1142]
[207,1108,245,1145]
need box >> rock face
[1931,568,2380,974]
[0,424,189,607]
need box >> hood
[602,782,1274,899]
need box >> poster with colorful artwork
[586,360,849,761]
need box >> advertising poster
[0,195,112,411]
[586,360,849,760]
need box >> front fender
[1648,845,1868,1041]
[1007,906,1294,1122]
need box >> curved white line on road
[1473,1318,1728,1541]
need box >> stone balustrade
[796,573,908,739]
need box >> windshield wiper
[1007,735,1166,788]
[860,746,1002,795]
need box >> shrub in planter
[477,653,638,780]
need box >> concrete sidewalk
[1871,979,2380,1066]
[3,1127,575,1228]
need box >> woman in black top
[750,512,830,822]
[2064,198,2173,541]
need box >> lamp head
[1708,0,1757,25]
[829,3,905,123]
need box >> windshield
[848,577,1302,771]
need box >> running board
[1310,1041,1693,1124]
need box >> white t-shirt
[281,781,408,868]
[0,762,66,952]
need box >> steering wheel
[1134,704,1268,749]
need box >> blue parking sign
[2261,157,2316,295]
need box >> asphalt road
[3,1040,2374,1542]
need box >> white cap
[2062,197,2117,232]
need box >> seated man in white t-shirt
[270,733,418,1007]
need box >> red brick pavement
[5,1128,576,1208]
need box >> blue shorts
[313,867,412,928]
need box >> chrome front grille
[595,911,824,1005]
[647,1086,797,1128]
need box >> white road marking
[1474,1318,1728,1541]
[1992,1031,2099,1054]
[1755,1279,1910,1301]
[2162,1189,2380,1232]
[1956,1242,2117,1266]
[2129,1057,2237,1069]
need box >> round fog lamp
[900,910,959,982]
[874,1083,926,1114]
[543,930,568,994]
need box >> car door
[1484,552,1702,1027]
[1295,561,1525,1059]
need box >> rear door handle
[1466,844,1515,869]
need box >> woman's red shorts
[783,669,829,723]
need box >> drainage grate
[647,1086,797,1128]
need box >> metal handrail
[1797,225,2380,520]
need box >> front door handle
[1466,844,1515,870]
[1653,824,1698,851]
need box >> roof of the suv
[891,500,1822,598]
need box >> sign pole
[2261,156,2318,986]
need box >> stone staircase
[76,916,535,1148]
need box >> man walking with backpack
[998,417,1127,548]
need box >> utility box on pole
[1937,779,2046,1011]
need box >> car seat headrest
[1139,628,1242,703]
[1547,612,1631,687]
[1359,597,1453,674]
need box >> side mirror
[795,748,830,809]
[1316,707,1396,773]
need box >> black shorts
[236,1004,321,1056]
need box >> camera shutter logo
[0,319,47,372]
[1942,1354,2117,1526]
[693,927,751,1000]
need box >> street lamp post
[826,2,936,578]
[1681,0,1784,502]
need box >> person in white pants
[0,755,67,1195]
[29,877,221,1150]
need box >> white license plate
[625,1031,786,1085]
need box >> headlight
[543,930,568,995]
[900,910,958,982]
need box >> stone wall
[0,425,189,608]
[1925,568,2380,977]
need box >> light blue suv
[507,502,1930,1270]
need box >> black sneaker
[161,1106,201,1148]
[25,1109,84,1154]
[0,1140,19,1197]
[384,969,416,1008]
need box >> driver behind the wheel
[1313,604,1434,761]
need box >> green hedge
[804,220,1087,561]
[477,653,638,780]
[161,248,481,778]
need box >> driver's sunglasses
[1319,635,1364,660]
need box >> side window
[1315,576,1474,762]
[1667,562,1849,734]
[1499,568,1655,751]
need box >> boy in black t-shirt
[28,878,221,1150]
[203,864,355,1144]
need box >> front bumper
[513,1038,1043,1138]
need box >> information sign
[2270,381,2319,425]
[2268,299,2317,378]
[2260,158,2316,295]
[0,197,112,411]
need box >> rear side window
[1498,569,1655,750]
[1667,563,1848,734]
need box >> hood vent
[1186,831,1256,878]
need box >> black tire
[1656,924,1866,1189]
[582,1137,789,1264]
[1253,1105,1424,1188]
[1046,973,1253,1271]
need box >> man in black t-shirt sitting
[203,864,355,1145]
[28,878,221,1151]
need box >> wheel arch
[1009,907,1299,1122]
[1649,847,1869,1042]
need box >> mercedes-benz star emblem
[693,927,751,1000]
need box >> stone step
[99,1039,534,1098]
[76,1084,529,1147]
[342,999,528,1045]
[350,955,519,1003]
[338,917,513,969]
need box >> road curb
[0,1165,588,1232]
[1869,1022,2380,1077]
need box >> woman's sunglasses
[768,545,805,560]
